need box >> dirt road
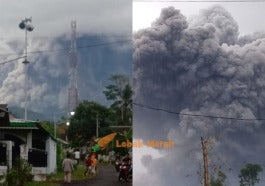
[61,164,132,186]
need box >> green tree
[5,158,33,186]
[113,129,132,155]
[40,121,55,136]
[103,74,132,125]
[67,101,114,147]
[239,163,263,186]
[210,170,226,186]
[120,129,132,141]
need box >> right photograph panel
[133,1,265,185]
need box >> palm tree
[104,74,132,125]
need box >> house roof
[0,105,64,144]
[0,119,56,141]
[0,119,38,129]
[55,137,69,145]
[0,104,8,112]
[10,119,39,128]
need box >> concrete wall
[0,131,57,178]
[32,167,47,181]
[45,137,57,174]
[26,131,32,149]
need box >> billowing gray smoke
[0,35,131,119]
[133,5,265,186]
[0,38,69,114]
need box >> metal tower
[68,21,79,114]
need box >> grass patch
[24,182,60,186]
[72,164,88,180]
[25,164,90,186]
[47,164,88,181]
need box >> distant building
[0,104,57,181]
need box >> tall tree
[210,170,226,186]
[239,163,263,186]
[67,101,114,147]
[103,74,132,125]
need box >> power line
[0,39,132,66]
[133,102,265,121]
[28,39,131,55]
[0,56,25,66]
[0,39,131,57]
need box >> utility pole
[53,116,56,138]
[96,114,99,138]
[201,136,209,186]
[19,17,34,121]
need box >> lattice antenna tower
[68,21,79,114]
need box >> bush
[4,158,33,186]
[56,144,66,172]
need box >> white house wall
[20,144,28,160]
[26,130,32,149]
[45,137,57,174]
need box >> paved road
[61,165,132,186]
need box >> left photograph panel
[0,0,132,185]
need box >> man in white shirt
[74,150,80,165]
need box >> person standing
[84,154,92,176]
[74,149,80,165]
[62,153,74,183]
[122,153,131,166]
[91,153,97,175]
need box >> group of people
[84,153,98,176]
[62,151,131,184]
[62,152,98,184]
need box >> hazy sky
[133,1,265,36]
[0,0,131,41]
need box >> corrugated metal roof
[0,126,38,130]
[0,119,57,141]
[0,119,38,129]
[55,137,69,145]
[10,121,37,128]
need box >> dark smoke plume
[133,5,265,186]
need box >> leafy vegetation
[24,165,88,186]
[239,163,263,186]
[40,121,55,136]
[4,158,33,186]
[67,101,115,147]
[103,74,132,126]
[56,143,66,172]
[112,129,132,155]
[66,74,132,150]
[210,170,226,186]
[24,182,59,186]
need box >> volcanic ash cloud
[133,5,265,185]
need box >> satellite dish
[27,25,34,32]
[19,22,26,29]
